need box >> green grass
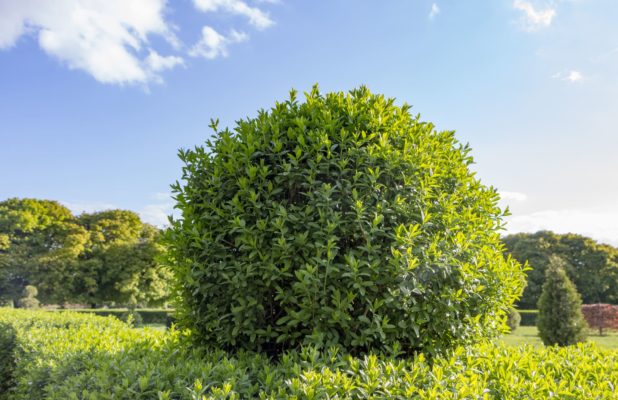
[500,326,618,349]
[139,323,167,331]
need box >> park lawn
[140,322,167,331]
[500,326,618,349]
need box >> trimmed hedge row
[2,308,618,399]
[518,309,538,326]
[55,308,174,325]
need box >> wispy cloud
[552,69,584,83]
[193,0,274,30]
[513,0,556,31]
[139,192,176,227]
[189,27,248,59]
[0,0,277,86]
[499,191,528,203]
[429,3,440,20]
[505,208,618,246]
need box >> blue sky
[1,0,617,244]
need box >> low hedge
[56,308,175,325]
[518,309,539,326]
[1,308,617,399]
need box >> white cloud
[189,26,248,59]
[193,0,274,29]
[552,69,584,83]
[513,0,556,31]
[505,208,618,246]
[0,0,184,85]
[429,3,440,20]
[566,70,583,82]
[140,203,172,227]
[0,0,277,86]
[145,50,184,73]
[137,192,176,227]
[499,191,528,202]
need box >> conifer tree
[537,255,587,346]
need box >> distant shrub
[63,308,173,324]
[120,309,143,327]
[582,304,618,336]
[506,308,521,332]
[537,256,588,346]
[166,86,525,357]
[2,309,618,399]
[16,285,39,309]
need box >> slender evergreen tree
[537,255,587,346]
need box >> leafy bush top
[166,86,525,357]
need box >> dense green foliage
[62,308,174,324]
[166,86,525,357]
[0,320,16,398]
[503,231,618,309]
[2,309,618,399]
[0,199,170,307]
[537,256,588,346]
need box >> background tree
[166,86,525,357]
[537,255,587,346]
[503,231,618,309]
[0,199,170,307]
[581,304,618,336]
[0,198,87,305]
[75,210,170,307]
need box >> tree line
[0,198,170,308]
[503,230,618,309]
[2,198,618,312]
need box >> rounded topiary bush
[506,308,521,332]
[166,86,525,357]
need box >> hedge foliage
[166,86,525,357]
[2,309,618,399]
[518,310,539,326]
[59,308,174,325]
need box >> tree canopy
[503,231,618,309]
[0,198,170,307]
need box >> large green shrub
[166,86,525,357]
[537,256,588,346]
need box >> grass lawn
[500,326,618,349]
[139,323,167,331]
